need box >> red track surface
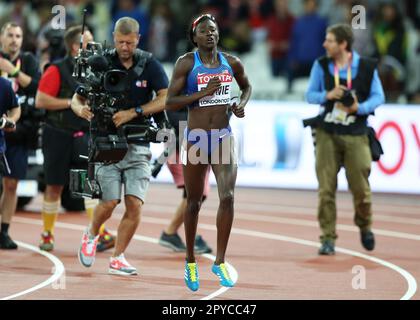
[1,183,419,300]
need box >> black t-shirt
[109,51,169,126]
[7,52,40,112]
[13,52,40,96]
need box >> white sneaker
[108,254,138,276]
[78,227,99,268]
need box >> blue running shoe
[212,263,234,287]
[184,261,199,291]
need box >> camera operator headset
[35,25,115,252]
[71,17,169,275]
[0,77,21,249]
[305,24,385,256]
[0,22,39,250]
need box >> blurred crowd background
[1,0,419,104]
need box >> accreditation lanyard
[333,53,352,90]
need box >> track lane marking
[11,217,237,300]
[12,216,418,300]
[143,205,420,241]
[0,241,65,300]
[138,216,418,300]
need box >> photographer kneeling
[72,17,168,276]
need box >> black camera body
[69,41,170,199]
[339,89,355,107]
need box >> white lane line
[146,199,420,218]
[144,205,420,241]
[200,255,238,301]
[13,216,418,300]
[127,236,238,301]
[12,217,238,300]
[225,227,417,300]
[1,241,65,300]
[129,216,418,300]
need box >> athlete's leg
[210,136,237,265]
[183,159,208,263]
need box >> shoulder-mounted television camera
[69,12,171,199]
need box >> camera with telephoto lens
[69,40,171,199]
[339,89,355,107]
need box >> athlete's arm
[165,54,221,111]
[226,54,252,117]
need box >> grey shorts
[95,144,152,203]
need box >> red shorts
[167,151,211,196]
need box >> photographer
[0,77,21,249]
[0,22,39,250]
[73,17,168,275]
[35,25,114,252]
[305,24,385,255]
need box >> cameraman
[72,17,168,275]
[0,77,21,249]
[35,25,115,252]
[305,24,385,255]
[0,22,39,250]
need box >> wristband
[9,67,20,78]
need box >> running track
[1,183,419,300]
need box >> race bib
[197,71,233,107]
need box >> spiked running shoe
[39,231,54,251]
[97,229,115,252]
[184,261,199,291]
[109,254,138,276]
[212,263,234,287]
[78,227,99,268]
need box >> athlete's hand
[203,76,222,96]
[112,109,136,128]
[231,102,245,118]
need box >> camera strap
[333,52,352,89]
[132,49,152,78]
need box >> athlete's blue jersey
[186,51,234,108]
